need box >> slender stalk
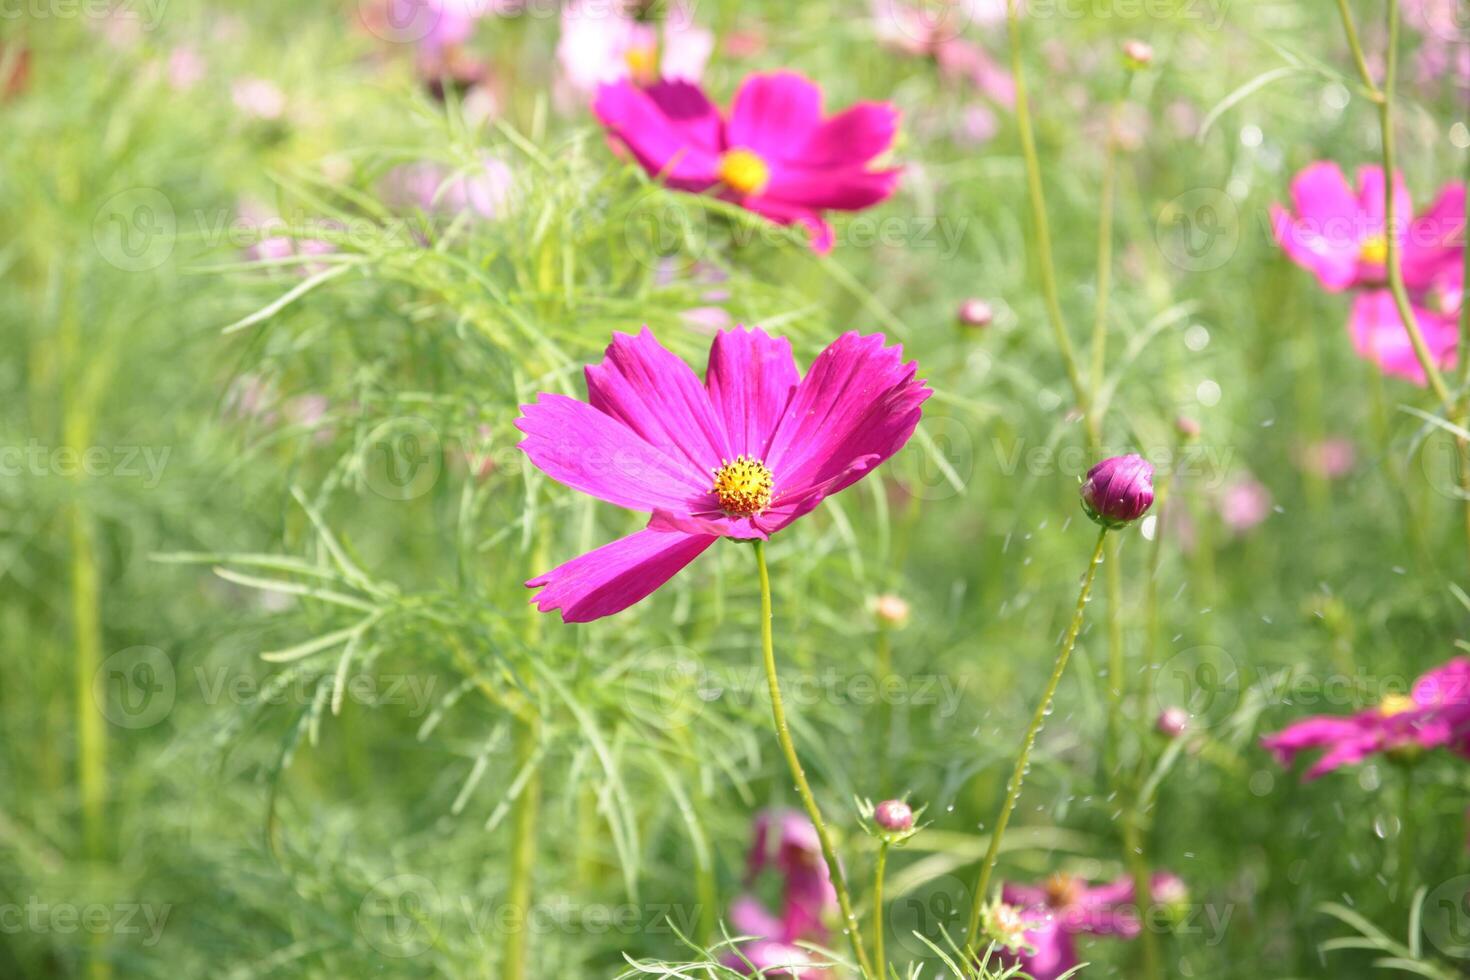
[753,541,874,979]
[1090,100,1122,400]
[1004,0,1089,421]
[1398,766,1415,901]
[876,621,893,794]
[504,716,540,980]
[873,841,890,975]
[1123,814,1162,979]
[965,527,1109,949]
[1334,0,1381,100]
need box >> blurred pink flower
[999,873,1185,980]
[1263,657,1470,778]
[167,46,206,91]
[1270,163,1463,292]
[1296,438,1356,480]
[1349,289,1458,385]
[724,810,837,977]
[232,77,286,121]
[1217,476,1272,534]
[382,154,513,220]
[238,200,337,272]
[593,71,901,253]
[557,0,712,96]
[872,0,1014,106]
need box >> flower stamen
[1378,692,1416,717]
[712,455,773,516]
[718,148,771,196]
[1359,234,1388,266]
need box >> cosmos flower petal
[1405,182,1467,289]
[1355,164,1412,229]
[1348,289,1458,385]
[1270,202,1359,292]
[727,895,784,940]
[727,70,824,161]
[1018,917,1079,980]
[526,527,717,622]
[765,164,902,212]
[594,80,721,191]
[738,196,837,253]
[1415,657,1470,706]
[1290,161,1358,226]
[1260,715,1368,767]
[797,102,899,168]
[643,79,724,154]
[765,332,932,506]
[586,328,733,476]
[704,325,800,458]
[515,393,709,510]
[649,508,767,540]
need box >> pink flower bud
[1123,39,1154,68]
[957,298,994,328]
[1156,706,1188,738]
[872,594,911,627]
[1080,454,1155,528]
[1175,416,1201,440]
[874,799,914,832]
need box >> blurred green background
[3,0,1470,976]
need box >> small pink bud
[874,799,914,832]
[872,594,911,627]
[1157,706,1188,738]
[1123,40,1154,68]
[957,298,994,328]
[1080,454,1155,528]
[1175,416,1201,440]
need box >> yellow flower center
[623,44,658,85]
[1379,692,1416,717]
[718,148,771,196]
[1360,234,1388,266]
[711,455,773,516]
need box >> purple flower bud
[957,298,994,328]
[1080,454,1155,528]
[874,799,914,832]
[1156,706,1188,738]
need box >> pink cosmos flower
[1270,163,1464,292]
[232,77,287,121]
[381,155,513,221]
[167,46,206,92]
[1296,437,1357,480]
[1263,658,1470,778]
[593,71,902,254]
[238,201,338,273]
[1348,289,1459,384]
[723,810,837,977]
[1217,476,1272,534]
[516,327,929,622]
[557,0,712,95]
[999,872,1184,980]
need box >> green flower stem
[965,527,1109,950]
[504,715,540,980]
[1398,765,1416,901]
[873,840,890,975]
[753,540,874,980]
[1124,814,1163,980]
[1004,0,1090,425]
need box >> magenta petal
[585,328,733,476]
[526,527,717,622]
[1260,714,1368,767]
[1405,182,1467,290]
[1415,657,1470,707]
[765,332,932,511]
[649,508,767,540]
[1018,917,1079,980]
[1355,164,1412,229]
[594,80,721,191]
[1349,289,1458,385]
[1270,201,1359,292]
[515,393,708,511]
[1290,161,1358,226]
[765,164,902,211]
[726,70,823,161]
[705,326,800,458]
[728,895,784,940]
[643,79,725,156]
[796,102,899,168]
